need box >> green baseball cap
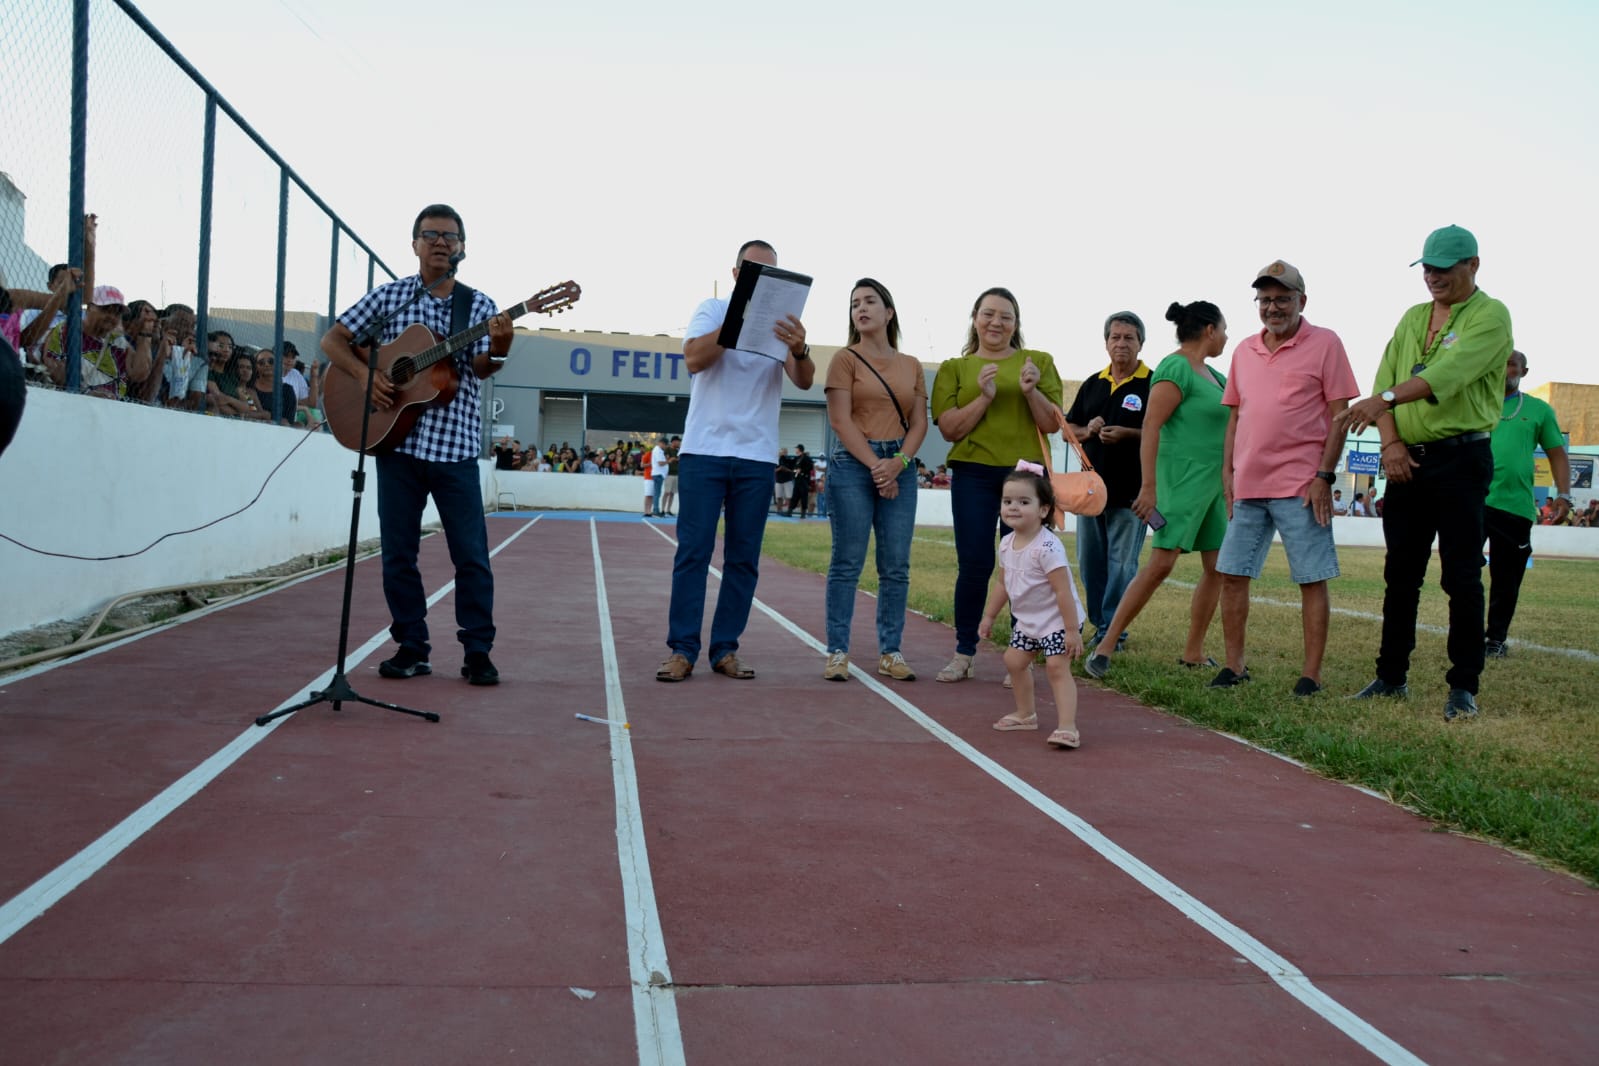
[1411,225,1478,268]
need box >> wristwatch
[795,344,811,361]
[1380,389,1397,408]
[1314,471,1336,484]
[1557,492,1574,503]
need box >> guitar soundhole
[390,357,415,386]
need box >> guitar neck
[408,298,534,372]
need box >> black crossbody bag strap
[847,347,910,433]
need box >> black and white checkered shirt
[337,274,498,463]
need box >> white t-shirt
[651,444,669,478]
[283,367,310,401]
[680,297,785,463]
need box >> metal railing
[0,0,396,418]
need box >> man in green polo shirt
[1337,225,1511,721]
[1484,349,1571,658]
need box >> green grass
[760,522,1599,885]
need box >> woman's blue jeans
[825,442,918,654]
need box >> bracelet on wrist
[895,452,910,468]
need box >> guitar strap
[449,282,477,350]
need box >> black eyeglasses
[1255,295,1297,309]
[417,230,462,246]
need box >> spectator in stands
[253,347,297,424]
[40,285,147,399]
[581,450,601,474]
[158,303,205,410]
[494,436,517,469]
[932,465,951,488]
[1351,491,1369,516]
[280,341,309,403]
[302,359,327,430]
[1373,491,1385,518]
[122,300,171,404]
[224,349,269,420]
[12,266,84,370]
[1331,488,1347,515]
[206,330,242,413]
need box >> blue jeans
[1075,505,1147,633]
[666,452,774,664]
[375,453,495,657]
[652,474,665,513]
[825,442,918,654]
[949,460,1015,655]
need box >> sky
[6,0,1598,389]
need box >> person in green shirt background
[1484,349,1571,658]
[930,286,1063,684]
[1338,225,1511,722]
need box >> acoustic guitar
[323,280,581,453]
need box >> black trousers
[1376,439,1492,694]
[1484,505,1534,644]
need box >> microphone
[447,250,466,269]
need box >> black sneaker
[1208,666,1251,688]
[1444,688,1478,722]
[1352,678,1408,699]
[1084,654,1111,680]
[1484,639,1508,659]
[1292,676,1323,698]
[461,652,500,686]
[379,646,431,679]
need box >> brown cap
[1252,259,1306,294]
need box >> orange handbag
[1036,410,1107,524]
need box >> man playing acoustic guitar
[321,203,513,686]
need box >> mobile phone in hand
[1146,507,1167,531]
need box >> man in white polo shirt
[657,240,816,681]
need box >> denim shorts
[1216,497,1339,583]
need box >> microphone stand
[256,259,464,727]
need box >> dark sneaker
[1484,639,1508,659]
[1444,688,1478,722]
[1352,678,1408,699]
[1292,676,1324,698]
[460,652,500,686]
[1084,654,1111,680]
[1208,666,1251,688]
[379,646,431,679]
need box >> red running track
[0,513,1594,1065]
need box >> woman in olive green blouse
[930,287,1064,682]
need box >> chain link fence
[0,0,394,422]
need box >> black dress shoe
[1352,678,1408,699]
[379,646,432,679]
[1444,688,1478,722]
[461,652,500,686]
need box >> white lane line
[642,519,1424,1066]
[589,520,685,1066]
[0,518,542,946]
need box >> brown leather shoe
[655,653,693,682]
[711,652,755,679]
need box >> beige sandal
[1047,728,1081,749]
[935,652,975,683]
[993,713,1038,731]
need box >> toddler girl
[978,462,1085,748]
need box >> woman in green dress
[1085,300,1229,678]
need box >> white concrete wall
[1,390,447,637]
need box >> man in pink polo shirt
[1211,260,1360,695]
